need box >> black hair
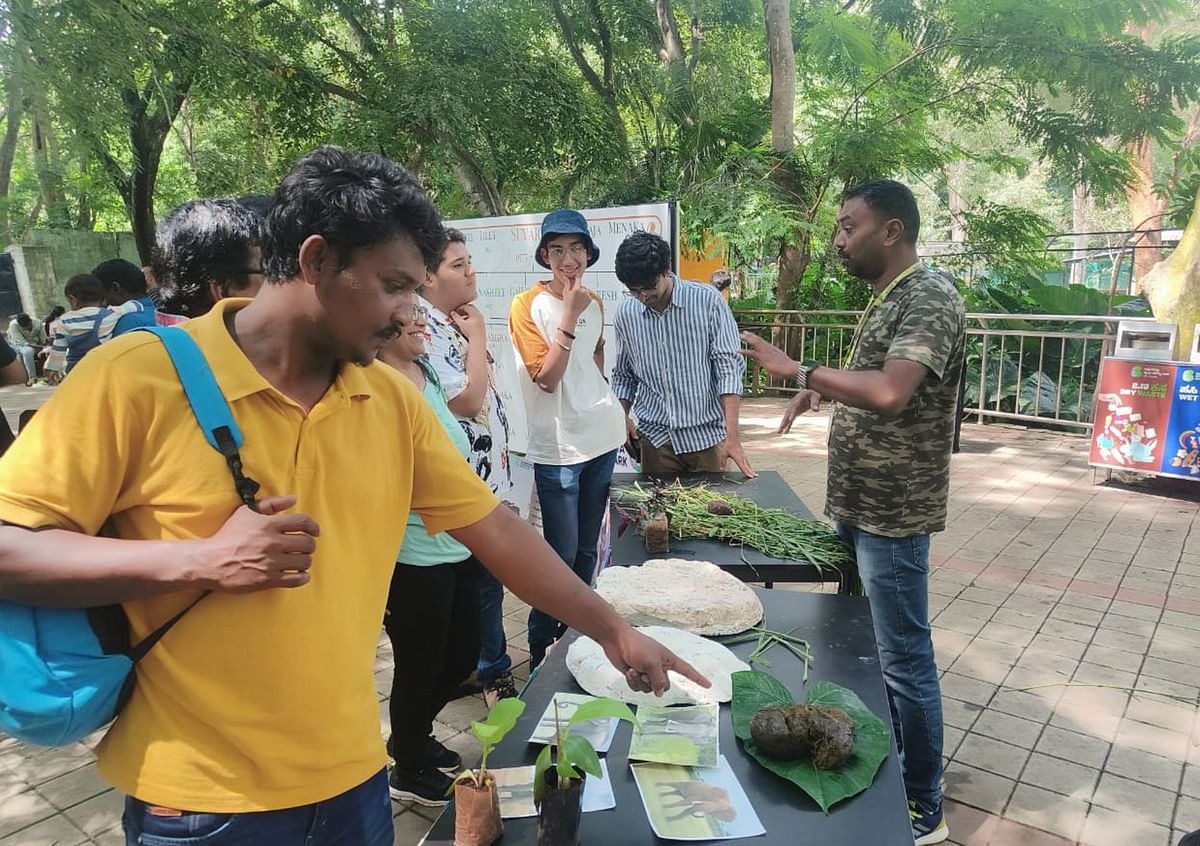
[263,145,445,282]
[152,199,265,318]
[64,273,106,305]
[236,194,274,218]
[431,226,468,269]
[842,179,920,245]
[614,230,672,289]
[13,313,32,330]
[93,258,148,297]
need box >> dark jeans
[835,523,943,810]
[384,558,482,770]
[529,450,618,651]
[476,567,512,685]
[123,769,392,845]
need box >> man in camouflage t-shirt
[742,180,963,846]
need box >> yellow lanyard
[842,263,919,368]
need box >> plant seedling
[454,697,527,790]
[533,697,637,804]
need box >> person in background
[741,179,963,846]
[509,209,626,670]
[95,259,157,336]
[377,303,482,806]
[153,199,267,319]
[613,232,754,477]
[6,314,46,384]
[709,268,733,304]
[43,273,143,380]
[0,334,30,456]
[419,228,518,706]
[41,306,65,343]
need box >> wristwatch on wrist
[794,359,821,390]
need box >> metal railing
[735,310,1160,431]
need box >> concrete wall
[4,230,140,318]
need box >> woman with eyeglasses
[376,304,484,807]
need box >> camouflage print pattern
[825,267,966,538]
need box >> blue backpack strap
[124,326,263,663]
[136,326,260,508]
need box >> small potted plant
[533,697,637,846]
[452,697,526,846]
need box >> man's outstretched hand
[602,626,712,695]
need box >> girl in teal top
[377,303,484,804]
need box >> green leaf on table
[730,671,890,813]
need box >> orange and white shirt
[509,282,625,465]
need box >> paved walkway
[0,392,1196,845]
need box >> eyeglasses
[546,244,590,261]
[623,286,657,299]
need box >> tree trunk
[1126,137,1165,292]
[30,104,70,228]
[947,160,968,243]
[0,74,22,239]
[764,0,795,154]
[764,0,804,307]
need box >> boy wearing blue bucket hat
[510,209,626,669]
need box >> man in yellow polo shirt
[0,146,705,845]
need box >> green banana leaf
[730,670,891,813]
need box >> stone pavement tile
[1099,612,1158,637]
[1071,661,1138,691]
[1142,656,1198,688]
[970,710,1044,750]
[1048,603,1105,627]
[933,627,975,663]
[36,764,110,811]
[991,607,1047,630]
[1115,718,1195,764]
[393,807,435,844]
[62,790,122,838]
[1027,633,1088,661]
[1078,805,1173,846]
[945,725,967,759]
[989,817,1077,846]
[943,799,1001,845]
[1004,783,1088,841]
[435,695,488,730]
[1020,751,1099,801]
[940,672,999,707]
[959,585,1014,607]
[0,789,56,838]
[1050,705,1122,744]
[943,697,985,731]
[4,745,94,788]
[952,639,1023,685]
[1039,617,1099,644]
[1035,724,1112,769]
[0,769,29,804]
[936,600,996,636]
[0,814,89,846]
[1108,598,1164,622]
[1090,627,1153,654]
[953,733,1030,780]
[1105,745,1183,794]
[990,688,1061,724]
[1059,683,1131,718]
[1149,634,1194,666]
[1092,771,1179,821]
[1185,764,1200,798]
[93,827,125,846]
[442,730,483,770]
[1057,591,1112,612]
[1001,593,1058,617]
[1160,609,1200,631]
[1125,697,1199,735]
[977,622,1037,649]
[1177,794,1200,832]
[1080,546,1134,566]
[943,760,1015,815]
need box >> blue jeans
[836,523,943,810]
[123,769,393,846]
[530,450,618,651]
[476,567,512,685]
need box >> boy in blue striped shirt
[612,231,755,477]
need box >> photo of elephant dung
[631,755,765,841]
[528,692,620,753]
[629,704,720,768]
